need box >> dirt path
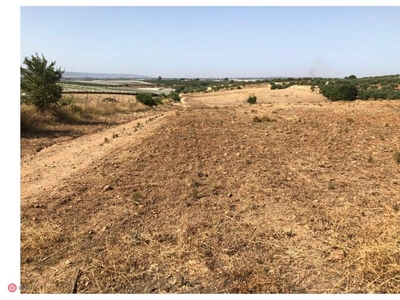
[20,111,175,203]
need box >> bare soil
[21,86,400,293]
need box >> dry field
[181,85,324,107]
[21,86,400,293]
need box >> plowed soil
[21,86,400,293]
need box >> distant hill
[63,71,150,79]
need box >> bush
[320,83,358,101]
[136,93,157,107]
[153,97,162,105]
[247,95,257,104]
[270,83,292,90]
[20,53,64,110]
[169,91,181,102]
[387,91,400,100]
[159,93,170,100]
[358,90,369,100]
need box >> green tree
[20,53,64,110]
[320,83,358,101]
[345,75,357,80]
[157,76,162,81]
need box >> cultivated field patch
[21,88,400,293]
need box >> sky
[20,4,400,79]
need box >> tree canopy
[320,83,358,101]
[21,53,64,110]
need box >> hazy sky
[20,5,400,78]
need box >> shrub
[153,97,162,105]
[175,86,184,93]
[270,83,292,90]
[388,91,400,100]
[169,91,181,102]
[358,90,369,100]
[136,93,157,107]
[247,95,257,104]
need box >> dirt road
[21,111,175,203]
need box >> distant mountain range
[63,71,150,79]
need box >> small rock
[102,226,108,232]
[65,260,71,265]
[103,185,113,192]
[227,193,233,198]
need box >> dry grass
[21,94,150,131]
[74,94,149,117]
[21,99,400,293]
[21,220,63,252]
[20,93,170,158]
[252,115,275,123]
[21,103,58,132]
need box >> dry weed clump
[21,94,151,133]
[81,100,144,116]
[70,94,149,117]
[21,220,66,261]
[253,115,275,123]
[395,150,400,164]
[311,204,400,293]
[21,103,57,132]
